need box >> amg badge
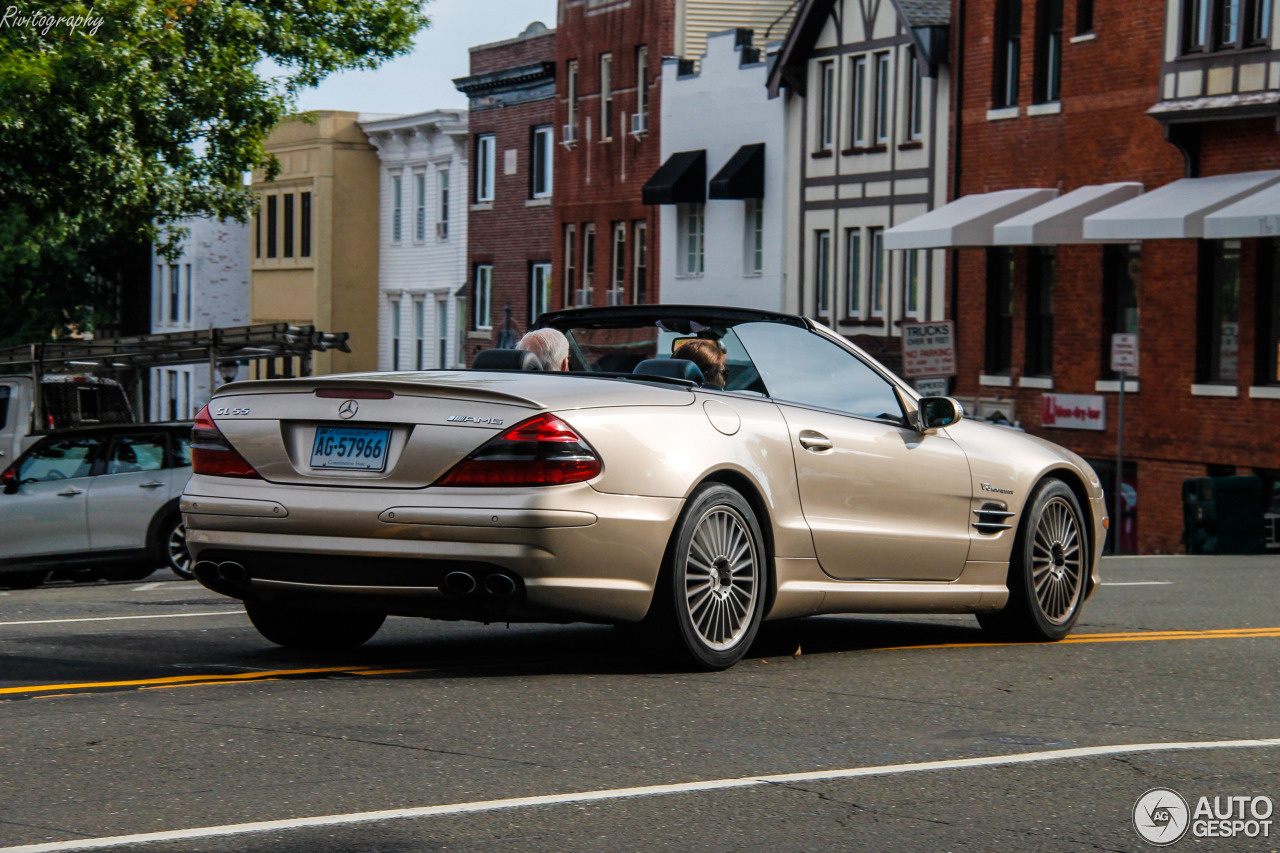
[447,415,504,425]
[981,482,1014,495]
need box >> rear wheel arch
[146,498,182,551]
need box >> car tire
[158,513,194,580]
[978,478,1088,641]
[659,483,767,671]
[245,600,386,650]
[3,570,50,590]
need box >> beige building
[250,111,382,376]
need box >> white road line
[3,737,1278,853]
[1103,581,1173,586]
[131,583,163,592]
[0,611,241,628]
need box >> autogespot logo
[1134,788,1190,846]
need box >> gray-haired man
[515,328,570,371]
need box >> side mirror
[918,396,964,431]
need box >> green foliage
[0,0,429,344]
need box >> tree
[0,0,429,344]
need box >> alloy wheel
[683,505,760,651]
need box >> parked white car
[0,423,192,588]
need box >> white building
[149,217,250,420]
[361,110,469,371]
[768,0,951,369]
[649,29,787,311]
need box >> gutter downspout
[948,0,965,394]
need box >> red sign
[901,322,956,378]
[1041,393,1106,431]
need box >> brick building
[883,0,1280,552]
[454,22,557,362]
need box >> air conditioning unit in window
[436,222,449,239]
[630,112,647,138]
[607,289,625,306]
[561,124,577,148]
[575,289,592,307]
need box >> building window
[266,195,277,258]
[678,204,705,276]
[874,53,891,145]
[414,300,425,370]
[436,298,449,368]
[280,193,293,258]
[476,135,495,202]
[818,60,835,151]
[870,227,886,317]
[1077,0,1095,33]
[168,371,178,421]
[1199,240,1241,383]
[1220,0,1242,45]
[636,45,649,128]
[532,262,552,321]
[745,199,764,275]
[567,59,579,131]
[168,265,179,323]
[1252,0,1272,43]
[254,211,261,259]
[532,125,553,198]
[300,192,312,257]
[1258,238,1280,385]
[850,55,868,148]
[845,228,862,318]
[1102,243,1141,378]
[994,0,1022,107]
[392,176,403,242]
[600,53,613,140]
[633,220,648,304]
[184,264,192,324]
[1184,0,1269,50]
[609,222,626,305]
[437,169,450,238]
[1035,0,1064,103]
[986,248,1015,374]
[155,264,163,322]
[581,223,596,307]
[904,250,922,318]
[1026,247,1055,376]
[905,50,924,140]
[475,265,493,330]
[563,224,577,307]
[415,174,426,241]
[815,230,831,317]
[390,300,402,370]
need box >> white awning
[883,189,1059,249]
[991,183,1144,245]
[1082,170,1280,240]
[1204,181,1280,238]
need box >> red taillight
[191,405,261,479]
[435,413,602,487]
[1,468,16,487]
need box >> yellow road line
[882,627,1280,651]
[0,665,390,696]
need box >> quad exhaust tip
[483,573,517,597]
[442,571,478,595]
[216,561,248,585]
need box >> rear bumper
[182,476,683,623]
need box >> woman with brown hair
[673,338,727,387]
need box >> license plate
[310,427,390,471]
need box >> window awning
[883,189,1059,249]
[991,183,1144,245]
[1082,170,1280,240]
[1204,180,1280,238]
[642,150,706,205]
[709,143,765,200]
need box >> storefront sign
[901,321,956,378]
[1042,393,1106,431]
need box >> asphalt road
[1,555,1278,852]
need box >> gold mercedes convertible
[182,306,1106,669]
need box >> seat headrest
[472,349,545,371]
[633,358,705,383]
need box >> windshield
[563,323,764,394]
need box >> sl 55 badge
[215,407,250,416]
[447,415,504,425]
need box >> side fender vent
[974,502,1015,535]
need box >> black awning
[642,150,706,205]
[709,143,765,200]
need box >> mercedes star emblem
[338,400,359,419]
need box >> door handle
[798,431,833,452]
[56,488,83,497]
[139,481,165,489]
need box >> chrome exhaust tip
[442,571,477,595]
[483,573,517,597]
[193,561,220,583]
